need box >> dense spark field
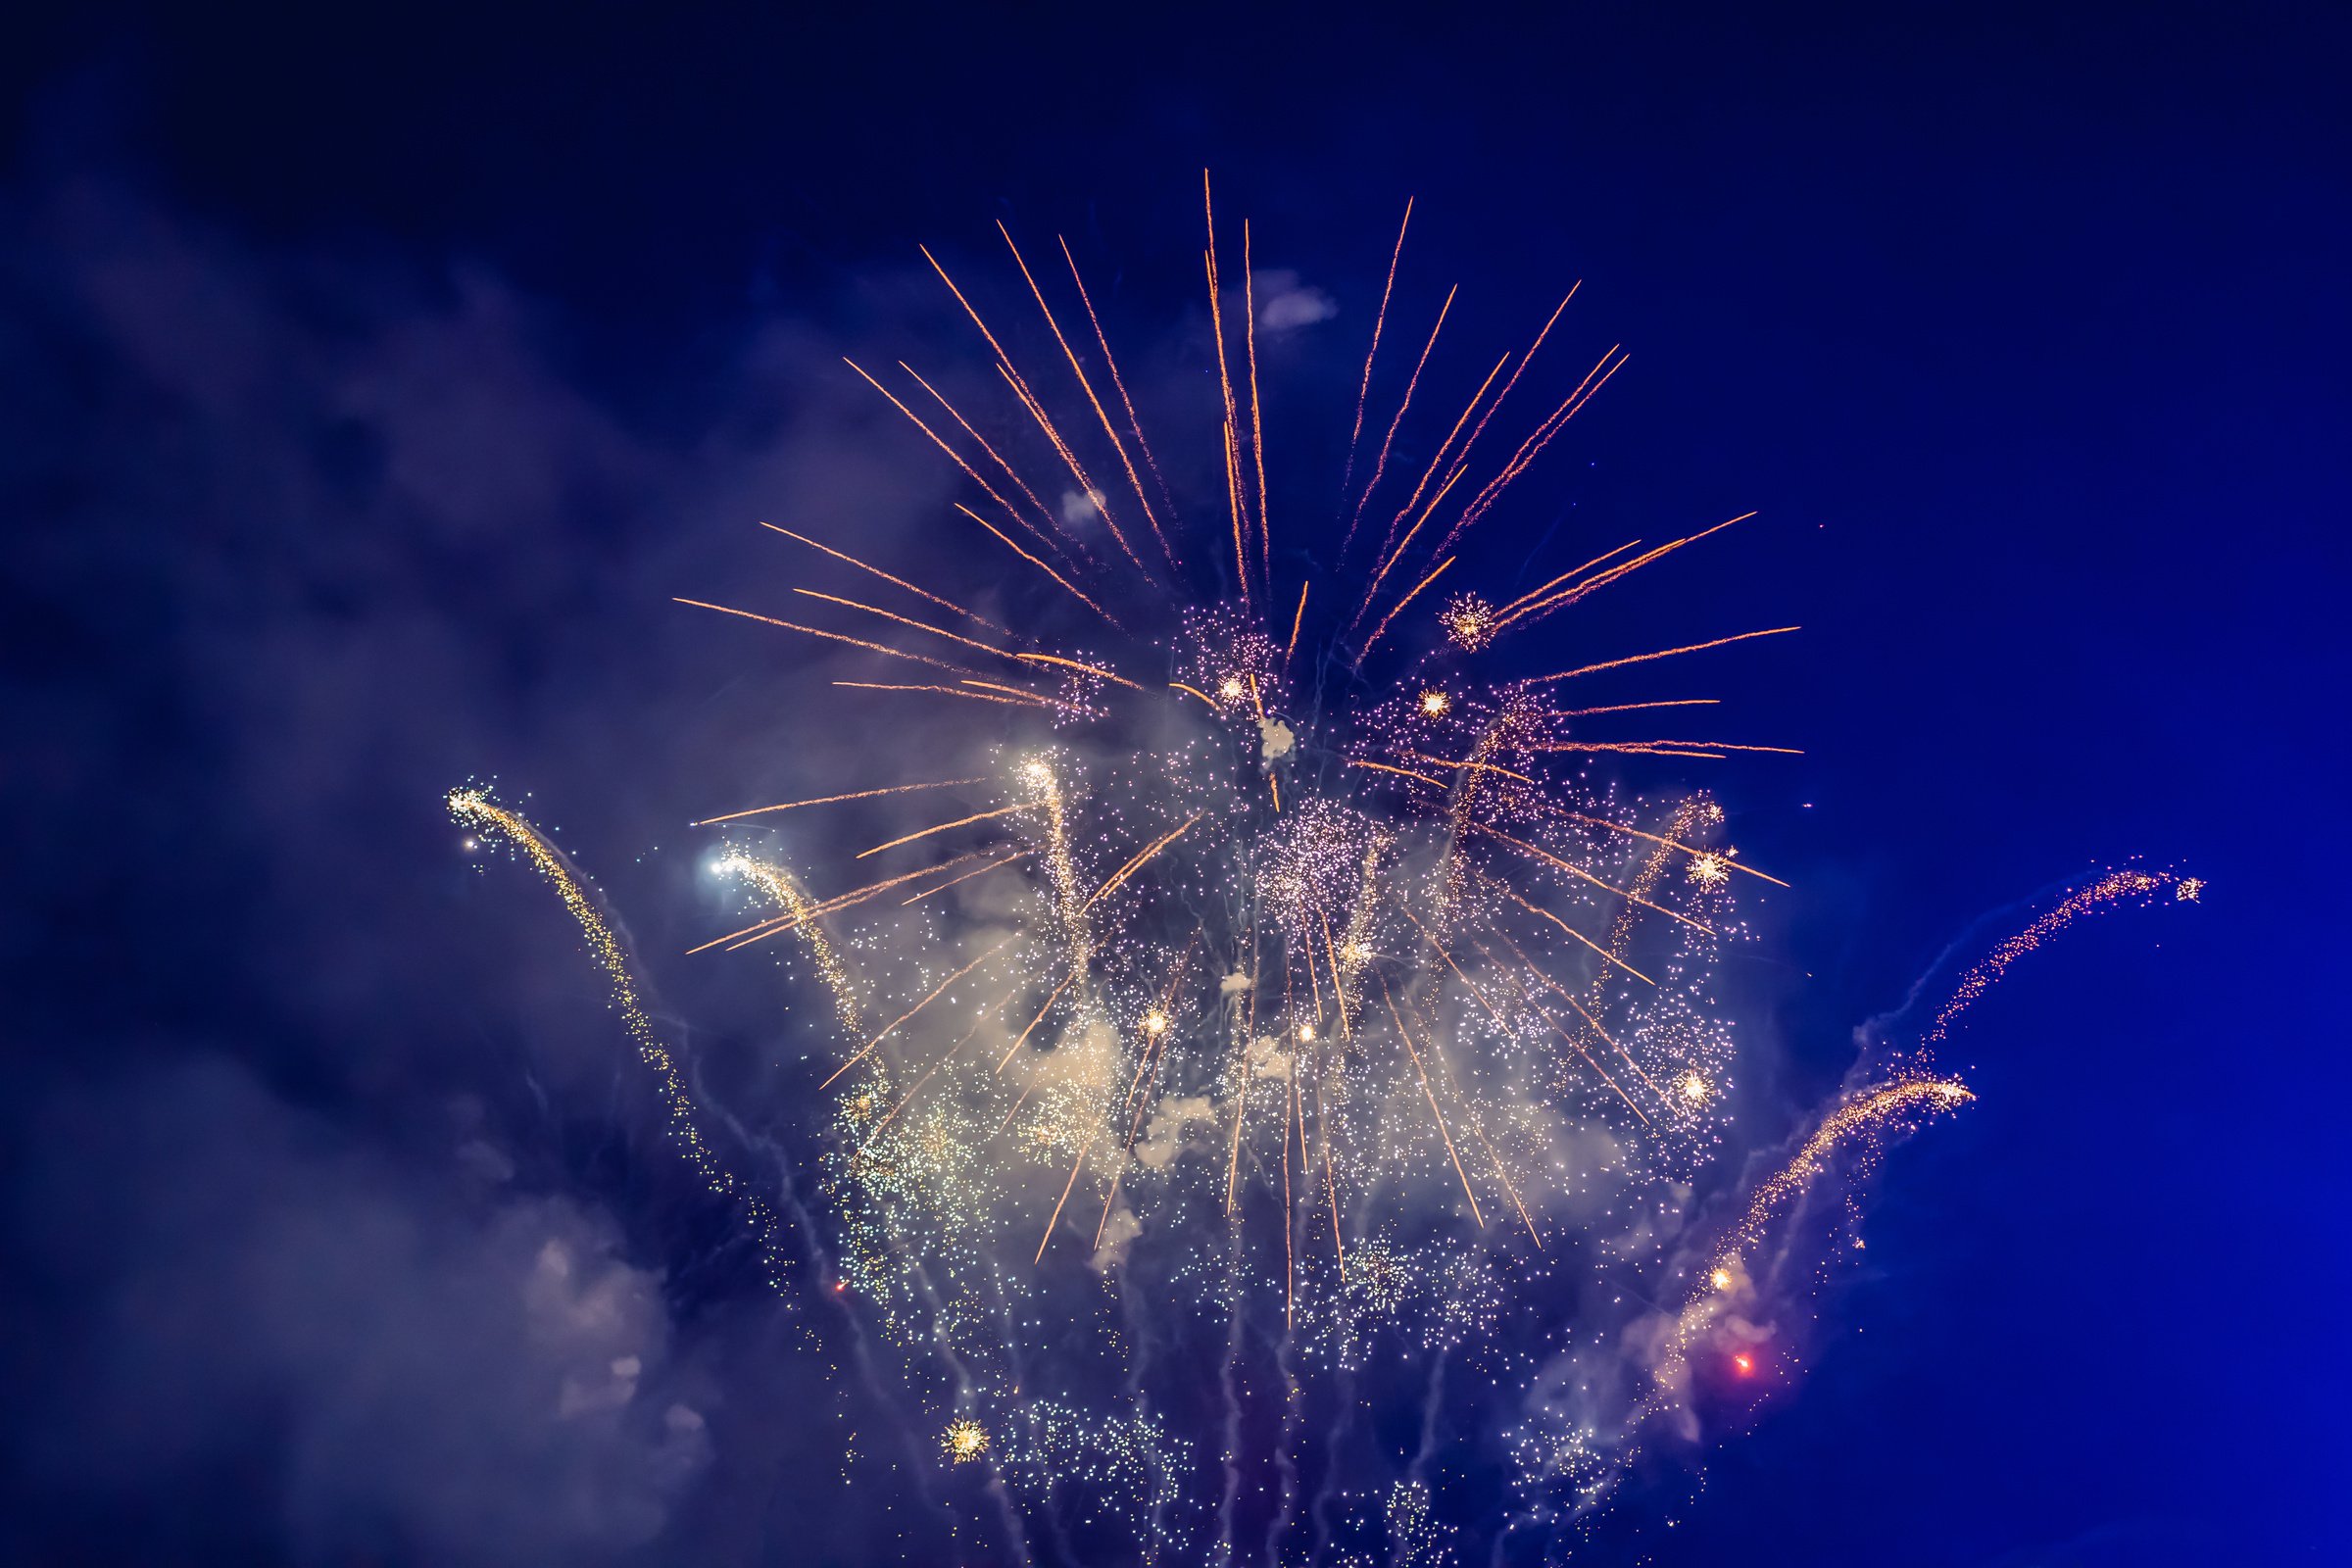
[451,184,2198,1562]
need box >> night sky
[5,4,2347,1564]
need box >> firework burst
[451,179,2199,1562]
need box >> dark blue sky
[5,4,2347,1563]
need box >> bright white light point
[1021,760,1052,784]
[1709,1267,1733,1291]
[1143,1010,1169,1036]
[1297,1022,1316,1043]
[1418,689,1449,716]
[1680,1073,1709,1103]
[462,838,477,851]
[1218,677,1245,700]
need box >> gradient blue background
[6,3,2345,1561]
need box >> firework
[452,184,2197,1563]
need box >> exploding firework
[451,181,2199,1563]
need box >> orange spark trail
[1452,286,1578,474]
[1036,1134,1101,1262]
[1223,417,1251,605]
[1484,926,1664,1108]
[998,970,1078,1070]
[674,597,979,676]
[1539,699,1720,718]
[1527,740,1803,759]
[918,243,1147,573]
[1464,1110,1543,1247]
[1472,821,1714,935]
[865,997,1012,1141]
[1526,625,1802,684]
[953,505,1122,629]
[1203,172,1248,603]
[1169,681,1225,711]
[1013,652,1146,691]
[894,363,1071,553]
[842,358,1065,558]
[1530,803,1788,888]
[1379,979,1484,1227]
[718,853,999,953]
[821,939,1013,1089]
[1058,235,1180,527]
[997,222,1175,568]
[1082,814,1203,910]
[1341,198,1413,529]
[1347,758,1446,789]
[1355,555,1455,662]
[1348,284,1458,544]
[1224,1050,1253,1214]
[1408,753,1535,784]
[1378,349,1509,563]
[693,776,984,827]
[760,524,1011,634]
[1493,539,1642,619]
[857,802,1039,860]
[829,682,1040,710]
[1245,220,1270,582]
[1436,345,1625,556]
[994,363,1152,575]
[901,849,1033,905]
[1483,952,1649,1125]
[790,589,1018,660]
[1467,864,1655,987]
[956,679,1059,709]
[1352,465,1469,630]
[691,852,992,955]
[1494,514,1756,632]
[1286,581,1309,665]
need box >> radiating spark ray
[1036,1134,1102,1262]
[1472,865,1656,984]
[1347,758,1447,789]
[693,777,985,827]
[1356,556,1456,663]
[1340,198,1413,535]
[857,803,1039,860]
[997,221,1175,568]
[1378,977,1484,1227]
[842,357,1067,558]
[1378,348,1509,564]
[1348,284,1458,542]
[1012,652,1146,691]
[819,940,1013,1089]
[1530,802,1789,886]
[1203,172,1249,605]
[673,597,980,676]
[1058,234,1182,538]
[895,361,1072,553]
[689,850,993,954]
[760,522,1013,634]
[829,681,1038,709]
[1083,814,1203,911]
[998,970,1079,1071]
[1471,821,1714,935]
[901,849,1033,906]
[1526,625,1801,684]
[790,588,1022,660]
[953,504,1123,628]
